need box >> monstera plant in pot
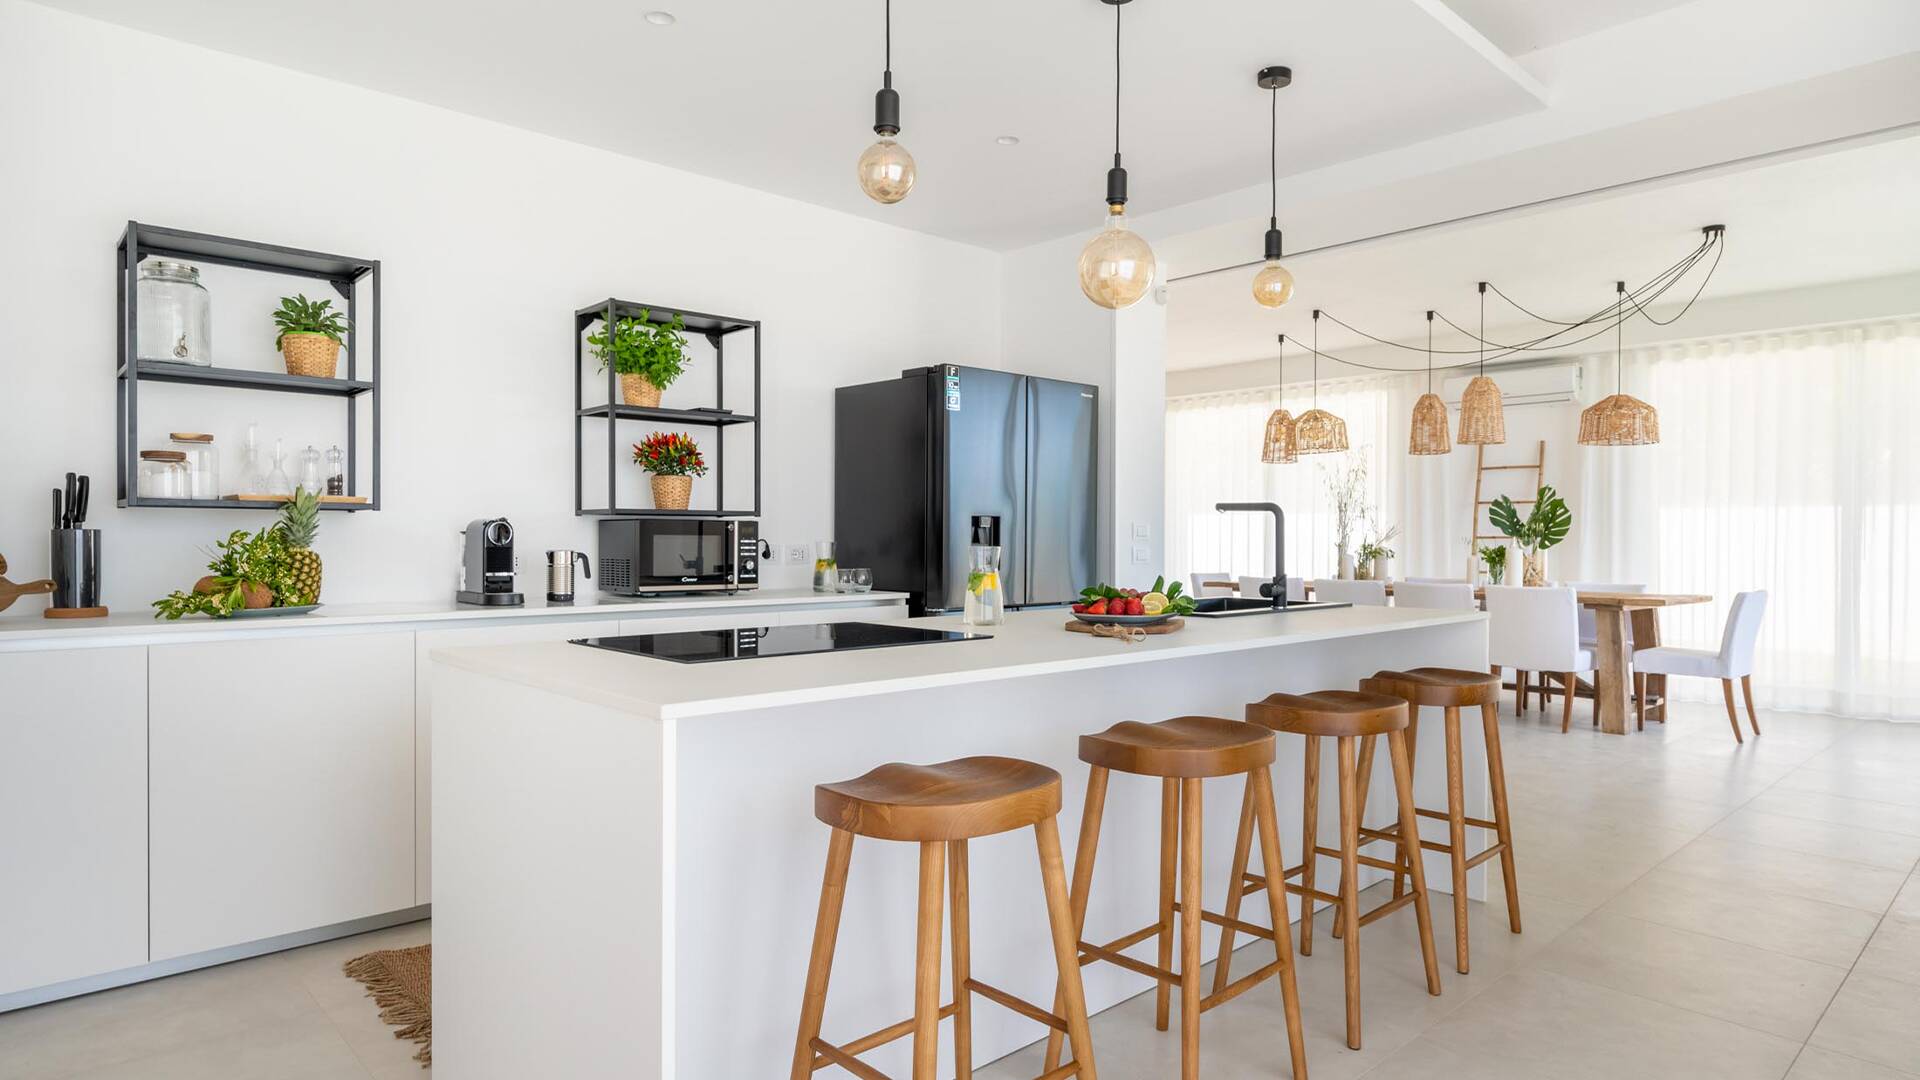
[1489,485,1571,586]
[589,309,688,407]
[273,294,351,378]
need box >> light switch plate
[1130,542,1149,564]
[1132,522,1150,540]
[786,544,808,566]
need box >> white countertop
[0,588,906,650]
[431,605,1487,720]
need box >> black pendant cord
[1478,282,1487,377]
[1114,1,1122,158]
[871,0,900,136]
[1269,87,1277,223]
[1311,311,1321,408]
[1426,310,1435,394]
[885,0,891,74]
[1616,280,1626,396]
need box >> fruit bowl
[1071,611,1178,627]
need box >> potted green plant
[272,294,351,378]
[1355,524,1400,581]
[1477,543,1509,585]
[632,432,708,510]
[1488,485,1572,586]
[589,310,689,407]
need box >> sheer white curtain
[1576,317,1920,718]
[1165,373,1425,587]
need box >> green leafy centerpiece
[153,489,325,618]
[1488,485,1571,586]
[632,432,708,511]
[1477,543,1509,585]
[589,310,689,407]
[273,294,351,378]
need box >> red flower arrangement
[632,432,708,477]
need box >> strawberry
[1071,603,1088,613]
[1087,599,1108,615]
[1126,597,1145,616]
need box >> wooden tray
[1065,617,1185,636]
[223,494,370,505]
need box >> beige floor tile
[1659,836,1908,913]
[1418,968,1802,1080]
[1532,912,1849,1040]
[1772,766,1920,809]
[1809,971,1920,1073]
[1745,789,1920,838]
[1598,867,1883,967]
[1850,875,1920,988]
[1707,808,1920,873]
[61,1017,370,1080]
[1786,1045,1920,1079]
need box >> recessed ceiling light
[644,11,676,26]
[996,135,1020,146]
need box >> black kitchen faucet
[1215,502,1288,608]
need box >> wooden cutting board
[1065,617,1185,636]
[0,553,56,614]
[223,493,370,505]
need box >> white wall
[0,0,1003,612]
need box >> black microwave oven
[597,519,760,595]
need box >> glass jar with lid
[168,433,219,499]
[136,261,212,366]
[137,450,191,499]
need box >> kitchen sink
[1187,597,1351,618]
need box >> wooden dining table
[1203,580,1712,735]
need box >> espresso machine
[457,517,524,606]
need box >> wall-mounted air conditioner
[1442,363,1581,408]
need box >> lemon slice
[1142,592,1169,615]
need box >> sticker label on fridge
[944,367,961,412]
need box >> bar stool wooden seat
[1042,717,1308,1080]
[792,756,1099,1080]
[1221,691,1442,1051]
[1350,668,1520,975]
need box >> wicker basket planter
[281,333,339,379]
[620,374,663,408]
[651,474,692,510]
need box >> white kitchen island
[430,604,1489,1079]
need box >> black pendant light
[1251,65,1295,309]
[1077,0,1157,310]
[856,0,916,204]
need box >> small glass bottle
[168,432,219,499]
[325,444,345,496]
[264,438,293,496]
[298,445,324,495]
[241,423,266,494]
[136,261,212,366]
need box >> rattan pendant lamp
[1261,334,1297,464]
[1292,310,1348,453]
[1578,280,1661,446]
[1409,310,1451,455]
[1457,281,1506,444]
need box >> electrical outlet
[1130,542,1149,564]
[786,544,808,566]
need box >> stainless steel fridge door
[932,366,1027,612]
[1024,376,1098,606]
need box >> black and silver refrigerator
[835,365,1098,616]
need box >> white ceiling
[1165,134,1920,371]
[1443,0,1697,54]
[35,0,1547,250]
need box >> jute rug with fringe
[344,945,432,1067]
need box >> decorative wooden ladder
[1466,439,1546,579]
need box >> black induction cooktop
[571,621,989,664]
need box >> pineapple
[277,487,324,604]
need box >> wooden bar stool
[1224,691,1441,1051]
[1349,668,1520,975]
[790,756,1099,1080]
[1041,717,1308,1080]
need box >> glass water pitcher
[964,545,1005,626]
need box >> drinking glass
[812,541,837,593]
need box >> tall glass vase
[1522,547,1549,587]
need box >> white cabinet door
[149,633,415,961]
[0,648,147,995]
[779,601,908,626]
[415,617,623,903]
[615,610,776,637]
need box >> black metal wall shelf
[116,222,381,511]
[574,299,760,518]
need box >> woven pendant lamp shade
[1578,393,1660,446]
[1262,408,1298,464]
[1409,393,1451,455]
[1293,408,1348,454]
[1457,375,1506,444]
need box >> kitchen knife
[52,487,62,530]
[64,472,76,529]
[73,476,90,526]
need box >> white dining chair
[1190,572,1234,598]
[1313,579,1388,606]
[1287,577,1307,603]
[1632,590,1768,744]
[1485,585,1594,731]
[1234,574,1301,602]
[1566,582,1647,652]
[1392,581,1477,610]
[1404,576,1466,584]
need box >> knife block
[45,528,107,618]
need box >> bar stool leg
[1481,701,1522,933]
[1333,734,1379,942]
[1443,707,1471,973]
[1250,766,1310,1080]
[1156,778,1179,1031]
[1212,777,1258,993]
[1036,816,1100,1080]
[1335,735,1364,1050]
[1043,767,1109,1073]
[913,842,945,1080]
[948,839,973,1080]
[1299,735,1320,956]
[1178,778,1204,1079]
[790,828,855,1080]
[1515,670,1528,715]
[1388,729,1443,997]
